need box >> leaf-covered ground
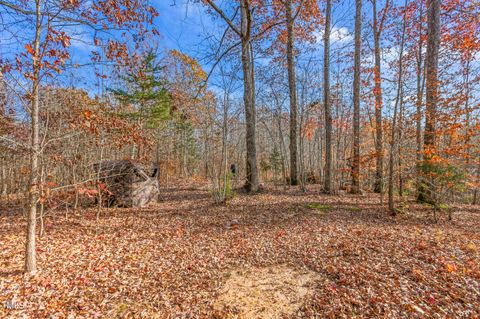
[1,185,479,318]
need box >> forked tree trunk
[323,0,333,194]
[351,0,362,194]
[204,0,259,192]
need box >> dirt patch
[214,265,320,318]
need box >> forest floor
[1,184,480,318]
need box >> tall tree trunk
[463,59,471,168]
[323,0,333,194]
[418,0,441,203]
[241,0,259,192]
[397,91,405,197]
[0,72,6,197]
[286,0,298,185]
[463,60,475,205]
[351,0,362,194]
[415,1,425,196]
[388,0,407,213]
[25,0,42,274]
[372,0,384,194]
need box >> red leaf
[25,44,34,55]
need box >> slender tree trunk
[463,59,471,168]
[277,106,288,184]
[0,74,5,117]
[0,77,8,198]
[39,164,45,237]
[204,129,209,179]
[372,0,384,194]
[415,1,425,196]
[388,0,407,213]
[1,160,7,196]
[462,60,476,205]
[473,162,480,205]
[351,0,362,194]
[418,0,441,203]
[286,0,298,185]
[25,0,42,274]
[323,0,333,194]
[335,88,341,188]
[397,91,405,197]
[240,0,259,192]
[221,91,229,200]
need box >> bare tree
[388,0,408,213]
[351,0,362,194]
[372,0,390,194]
[415,1,425,195]
[418,0,441,203]
[25,0,42,273]
[204,0,260,192]
[285,0,299,185]
[323,0,333,193]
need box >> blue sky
[0,0,380,102]
[153,1,209,53]
[2,0,478,124]
[63,1,214,94]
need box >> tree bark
[241,0,259,192]
[351,0,362,194]
[1,159,7,196]
[323,0,333,194]
[397,91,405,197]
[286,0,298,186]
[473,162,480,205]
[415,1,425,196]
[388,0,407,213]
[463,59,471,168]
[418,0,441,203]
[372,0,384,194]
[25,0,42,274]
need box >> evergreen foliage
[110,51,170,128]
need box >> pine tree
[110,51,170,128]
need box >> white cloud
[314,27,352,45]
[384,46,400,64]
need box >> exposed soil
[214,265,320,318]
